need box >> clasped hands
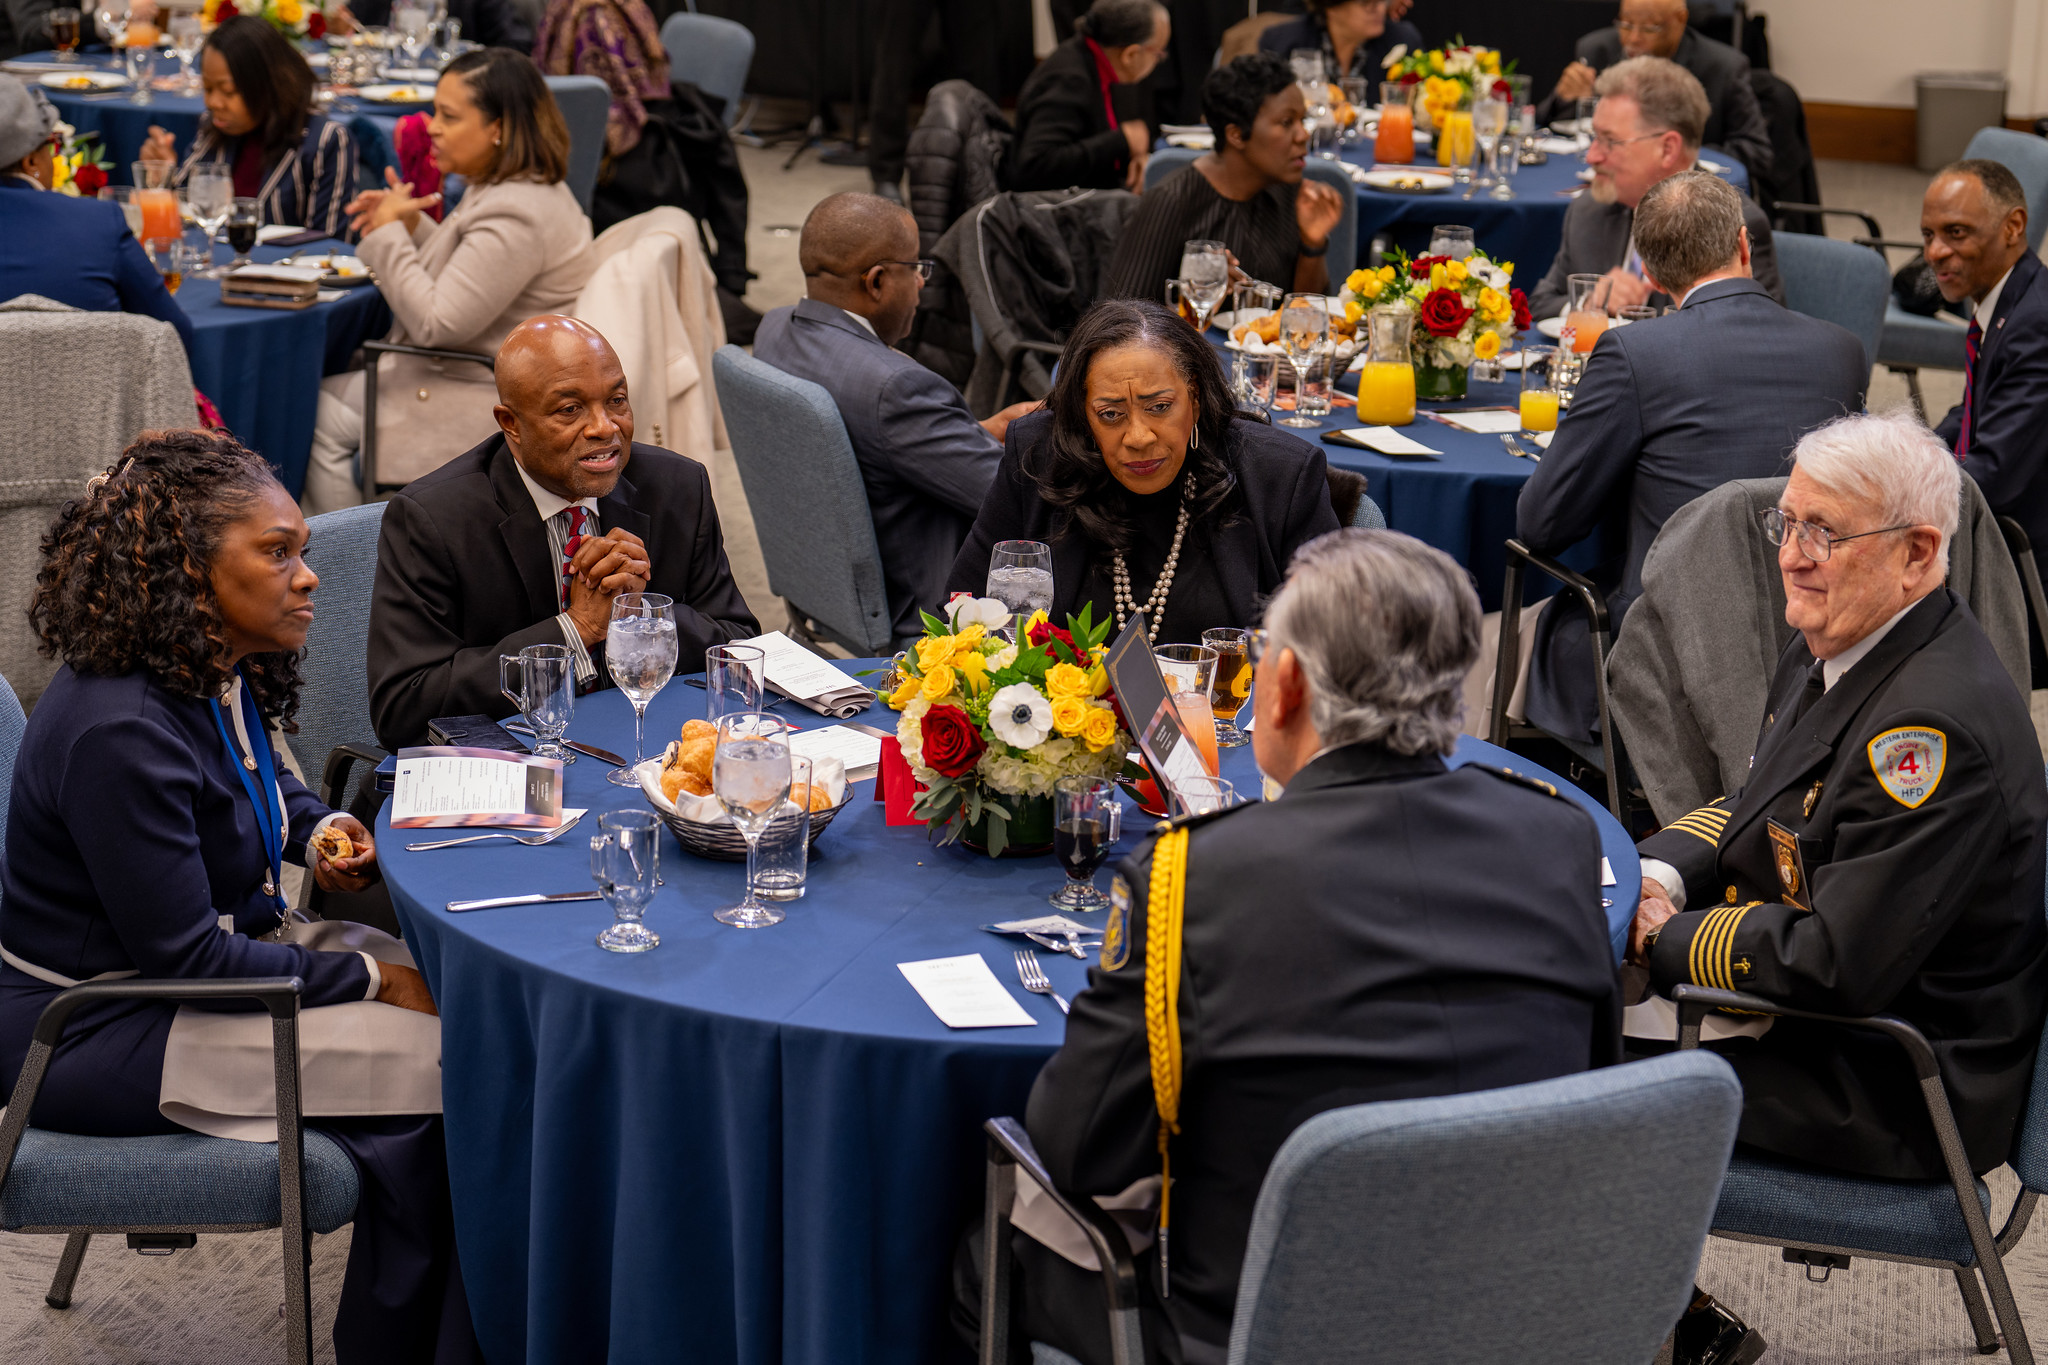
[564,526,653,646]
[345,166,444,238]
[1627,876,1679,969]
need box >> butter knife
[503,722,629,766]
[446,891,603,913]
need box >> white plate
[1358,169,1453,194]
[379,66,442,82]
[355,83,431,103]
[39,69,126,91]
[279,252,374,284]
[1536,316,1565,339]
[1165,132,1214,149]
[305,50,330,69]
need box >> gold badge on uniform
[1766,818,1810,910]
[1101,875,1132,971]
[1803,781,1823,819]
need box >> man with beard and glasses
[1528,56,1781,320]
[366,314,757,750]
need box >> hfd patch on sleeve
[1867,727,1946,808]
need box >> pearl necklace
[1111,493,1192,643]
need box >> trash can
[1916,71,2008,171]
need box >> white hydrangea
[988,642,1019,670]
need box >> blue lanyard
[209,670,286,914]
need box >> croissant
[310,826,354,863]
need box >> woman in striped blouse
[138,16,359,241]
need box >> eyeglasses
[1614,19,1671,35]
[819,259,934,283]
[1587,129,1668,155]
[1759,508,1915,562]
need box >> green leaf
[921,608,950,634]
[983,802,1011,858]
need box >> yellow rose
[915,635,955,671]
[953,623,986,651]
[1474,331,1501,360]
[1088,664,1111,697]
[1479,51,1500,74]
[1045,662,1093,699]
[1478,286,1503,313]
[952,650,989,694]
[1049,695,1089,738]
[887,674,922,709]
[1378,265,1397,283]
[1081,706,1119,753]
[1344,298,1364,324]
[1499,260,1514,277]
[1445,259,1468,284]
[275,0,303,22]
[1345,268,1370,295]
[920,664,955,701]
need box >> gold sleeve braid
[1688,901,1758,989]
[1665,800,1732,847]
[1143,826,1190,1295]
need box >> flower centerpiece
[203,0,325,40]
[1341,248,1529,400]
[49,121,110,197]
[1382,41,1511,132]
[882,599,1129,857]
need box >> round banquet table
[382,673,1641,1365]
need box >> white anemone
[946,595,1012,633]
[988,683,1053,748]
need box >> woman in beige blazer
[304,47,596,513]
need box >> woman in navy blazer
[139,17,358,239]
[0,430,480,1364]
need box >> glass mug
[499,643,576,761]
[591,810,661,953]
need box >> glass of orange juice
[1564,273,1607,354]
[1518,346,1560,432]
[1156,644,1220,776]
[1376,81,1416,164]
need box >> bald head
[493,315,634,500]
[799,192,926,344]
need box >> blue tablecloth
[382,674,1639,1365]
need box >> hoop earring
[1189,425,1200,450]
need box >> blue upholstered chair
[1350,492,1386,528]
[1143,146,1358,288]
[1774,231,1890,372]
[544,74,612,214]
[297,503,388,817]
[659,10,755,132]
[982,1051,1744,1365]
[711,345,896,655]
[1673,795,2048,1365]
[0,667,356,1365]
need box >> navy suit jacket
[1256,15,1422,82]
[1537,27,1773,183]
[0,177,195,357]
[1517,276,1867,744]
[1939,250,2048,554]
[753,298,1003,641]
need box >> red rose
[1509,286,1532,332]
[1027,617,1079,661]
[74,162,106,195]
[1417,286,1475,338]
[307,10,325,37]
[920,704,986,779]
[1409,253,1448,280]
[1399,71,1421,85]
[215,0,236,16]
[1493,77,1513,99]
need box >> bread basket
[634,758,850,861]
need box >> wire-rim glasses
[1759,507,1914,562]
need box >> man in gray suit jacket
[1529,57,1782,320]
[1516,171,1867,749]
[753,191,1037,641]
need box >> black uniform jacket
[1027,742,1622,1362]
[367,432,758,750]
[1640,588,2048,1180]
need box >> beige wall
[1759,0,2048,116]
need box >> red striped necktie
[1957,317,1983,463]
[559,505,590,609]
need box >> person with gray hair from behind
[1629,409,2048,1365]
[1529,55,1783,318]
[1507,168,1868,750]
[993,528,1621,1365]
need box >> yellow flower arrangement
[1044,662,1093,700]
[1049,696,1090,738]
[1473,331,1501,360]
[888,673,922,708]
[920,664,955,702]
[1081,707,1119,753]
[915,634,955,672]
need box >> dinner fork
[1498,433,1541,462]
[1014,949,1069,1016]
[406,809,585,851]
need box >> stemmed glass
[48,7,82,61]
[1203,627,1252,747]
[704,642,764,722]
[223,197,260,270]
[183,163,232,278]
[1177,239,1230,332]
[499,643,576,761]
[604,592,678,786]
[986,540,1053,638]
[713,713,793,928]
[1050,776,1121,912]
[591,810,661,953]
[169,12,201,92]
[123,40,153,103]
[394,0,432,69]
[1277,293,1329,429]
[95,0,128,56]
[1471,96,1509,198]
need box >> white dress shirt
[514,457,603,685]
[1976,264,2016,332]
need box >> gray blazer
[752,297,1003,640]
[1528,187,1784,319]
[1538,28,1774,184]
[1608,476,2029,824]
[1516,277,1868,745]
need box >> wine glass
[1178,238,1230,332]
[223,197,260,269]
[499,643,576,762]
[1471,96,1509,198]
[123,40,153,103]
[1202,627,1252,748]
[94,0,128,54]
[1050,776,1121,912]
[713,713,793,928]
[168,11,201,91]
[986,540,1053,638]
[48,7,82,61]
[1288,48,1325,87]
[394,0,431,68]
[604,592,678,786]
[183,163,232,278]
[1276,293,1329,429]
[590,810,661,953]
[704,643,764,722]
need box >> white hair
[1790,409,1960,573]
[1264,529,1480,756]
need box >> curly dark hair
[1036,298,1247,551]
[31,428,305,731]
[1202,52,1294,149]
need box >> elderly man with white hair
[983,529,1621,1365]
[1629,411,2048,1365]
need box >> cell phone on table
[426,715,530,753]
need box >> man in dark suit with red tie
[1929,160,2048,674]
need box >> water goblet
[713,713,793,928]
[223,197,261,270]
[1471,95,1509,196]
[1050,776,1121,912]
[1288,48,1325,86]
[183,163,233,277]
[48,7,82,60]
[1489,128,1522,199]
[1276,293,1328,428]
[987,540,1053,638]
[1177,238,1230,331]
[168,11,201,90]
[591,810,661,953]
[499,643,576,761]
[705,642,764,722]
[94,0,128,53]
[123,41,153,102]
[1202,627,1252,747]
[604,592,678,786]
[394,0,431,67]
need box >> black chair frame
[360,341,496,503]
[1673,984,2036,1362]
[981,1117,1145,1365]
[0,977,319,1365]
[1488,539,1632,820]
[1999,517,2048,685]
